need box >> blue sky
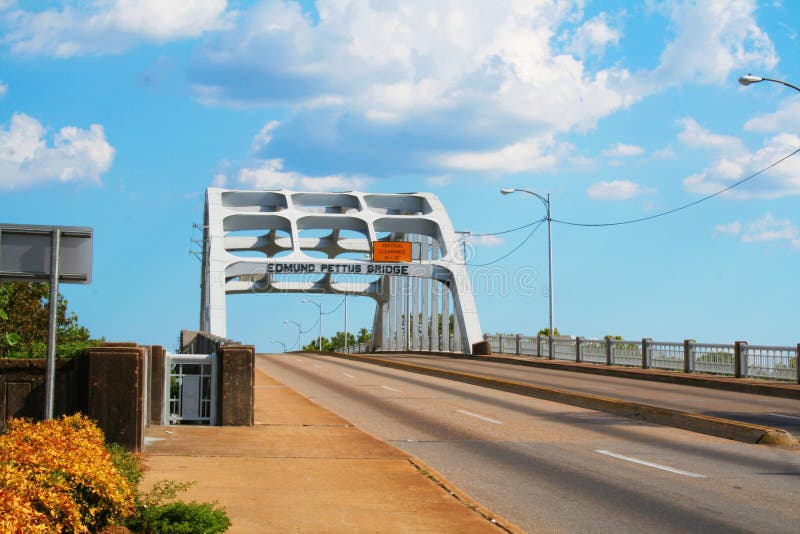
[1,0,799,350]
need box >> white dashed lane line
[456,409,503,425]
[343,373,355,378]
[595,450,706,478]
[381,385,402,392]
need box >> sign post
[0,224,93,419]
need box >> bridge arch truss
[200,188,483,354]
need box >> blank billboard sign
[0,224,93,284]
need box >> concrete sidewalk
[142,370,516,533]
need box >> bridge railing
[483,333,800,383]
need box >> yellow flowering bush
[0,414,135,533]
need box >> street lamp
[738,74,800,93]
[270,339,287,353]
[500,188,555,340]
[283,320,302,350]
[302,299,323,351]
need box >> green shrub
[125,480,230,534]
[134,501,231,534]
[106,443,143,489]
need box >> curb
[376,350,800,400]
[407,456,525,534]
[325,352,798,447]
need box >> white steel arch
[200,188,482,354]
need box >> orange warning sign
[372,241,412,263]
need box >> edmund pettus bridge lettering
[264,262,410,275]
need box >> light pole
[270,339,287,353]
[344,294,348,353]
[283,320,302,350]
[302,299,323,350]
[500,188,554,339]
[738,74,800,93]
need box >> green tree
[357,327,372,344]
[0,282,101,358]
[302,327,373,352]
[537,327,560,336]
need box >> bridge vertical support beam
[430,241,439,351]
[421,237,430,350]
[387,277,396,351]
[441,283,450,352]
[452,300,461,353]
[411,235,419,351]
[642,338,652,368]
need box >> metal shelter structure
[199,188,482,354]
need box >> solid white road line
[769,413,800,420]
[381,385,402,392]
[456,409,503,425]
[595,450,706,478]
[343,373,355,378]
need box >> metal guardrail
[483,333,800,383]
[340,332,799,384]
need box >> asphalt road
[360,353,800,437]
[257,353,800,534]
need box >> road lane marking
[381,385,402,392]
[595,450,706,478]
[313,364,322,368]
[456,409,503,425]
[343,373,355,378]
[769,413,800,420]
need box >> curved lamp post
[270,339,287,353]
[283,319,302,350]
[500,188,554,340]
[738,74,800,93]
[301,299,323,350]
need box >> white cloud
[566,12,620,57]
[713,221,742,236]
[251,120,280,153]
[586,179,655,200]
[677,117,744,153]
[227,121,368,192]
[0,112,114,190]
[603,143,644,157]
[642,0,777,90]
[652,146,677,159]
[438,135,565,173]
[682,132,800,199]
[743,98,800,133]
[741,213,798,245]
[192,1,636,134]
[212,173,227,187]
[426,175,452,187]
[4,0,233,57]
[237,159,367,192]
[467,234,505,248]
[714,215,800,250]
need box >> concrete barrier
[326,352,798,447]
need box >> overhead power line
[554,146,800,227]
[465,145,800,233]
